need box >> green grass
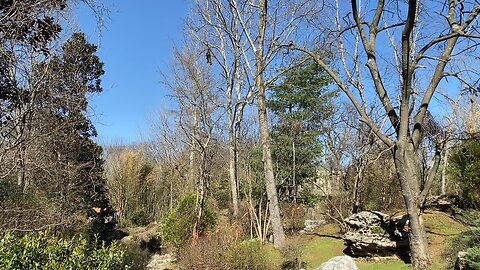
[424,211,466,235]
[357,261,410,270]
[261,242,284,268]
[301,236,345,269]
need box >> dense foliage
[449,139,480,208]
[0,231,128,270]
[162,193,216,247]
[104,147,159,226]
[0,32,112,237]
[444,210,480,269]
[268,59,334,203]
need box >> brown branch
[308,232,343,240]
[412,3,480,147]
[419,147,442,207]
[290,44,394,147]
[351,0,400,133]
[398,0,417,141]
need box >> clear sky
[75,1,190,144]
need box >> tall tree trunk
[189,106,199,192]
[257,79,286,248]
[194,148,208,242]
[234,101,246,205]
[228,130,239,217]
[292,140,296,203]
[16,146,26,193]
[394,143,431,268]
[15,106,28,193]
[255,0,286,249]
[228,105,239,217]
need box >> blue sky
[75,1,190,143]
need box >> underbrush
[177,221,282,270]
[123,245,150,270]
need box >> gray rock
[344,211,390,231]
[342,211,409,257]
[120,225,164,254]
[316,256,359,270]
[343,232,400,257]
[425,195,462,212]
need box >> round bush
[162,193,216,247]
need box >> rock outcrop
[316,255,359,270]
[343,211,409,258]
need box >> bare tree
[291,0,480,267]
[205,0,322,248]
[163,44,223,240]
[145,110,190,216]
[189,0,255,217]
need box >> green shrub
[224,240,279,270]
[301,189,323,207]
[0,231,129,269]
[162,193,216,247]
[448,139,480,208]
[467,246,480,270]
[444,210,480,269]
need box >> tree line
[103,0,480,269]
[2,1,480,269]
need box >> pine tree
[268,59,335,203]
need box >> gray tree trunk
[228,119,239,217]
[257,83,286,248]
[394,143,431,268]
[255,0,286,249]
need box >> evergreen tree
[0,32,112,235]
[35,32,106,210]
[268,59,335,203]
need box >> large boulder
[344,211,389,231]
[343,211,409,258]
[316,256,359,270]
[343,231,399,257]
